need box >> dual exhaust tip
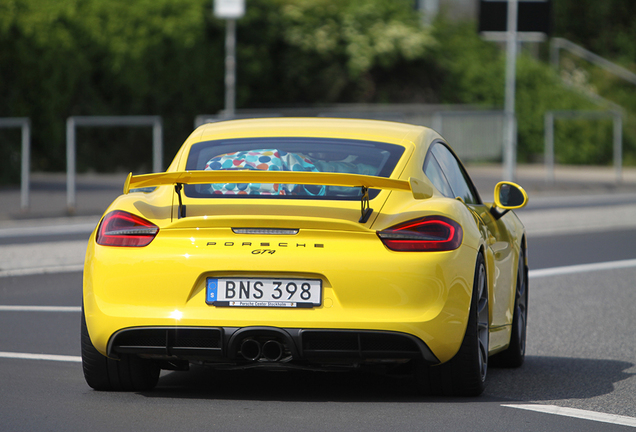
[240,338,285,362]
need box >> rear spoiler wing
[124,170,433,198]
[123,170,433,222]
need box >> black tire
[416,252,489,396]
[490,245,528,368]
[81,309,160,391]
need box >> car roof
[192,117,432,148]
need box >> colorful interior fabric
[204,149,325,196]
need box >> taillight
[377,216,463,252]
[96,210,159,247]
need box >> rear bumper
[84,227,478,363]
[108,326,440,365]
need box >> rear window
[184,137,404,200]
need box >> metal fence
[544,111,622,183]
[0,117,31,211]
[66,116,163,213]
[8,109,508,215]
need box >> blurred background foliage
[0,0,635,184]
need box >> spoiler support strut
[174,183,186,219]
[359,187,373,223]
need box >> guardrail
[66,116,163,213]
[0,117,31,211]
[551,38,636,87]
[544,110,622,183]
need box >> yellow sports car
[81,118,528,396]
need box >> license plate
[206,278,322,308]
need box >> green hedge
[1,0,633,185]
[428,21,634,164]
[0,0,225,177]
[0,0,434,182]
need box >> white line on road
[0,351,81,363]
[0,305,81,312]
[503,404,636,428]
[529,258,636,278]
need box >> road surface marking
[503,404,636,428]
[529,258,636,279]
[0,351,81,363]
[0,305,81,312]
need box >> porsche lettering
[206,241,325,248]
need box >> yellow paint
[84,118,527,365]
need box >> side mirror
[494,181,528,210]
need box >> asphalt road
[1,209,635,431]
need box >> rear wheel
[416,253,489,396]
[81,310,160,391]
[490,245,528,368]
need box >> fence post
[153,119,163,173]
[66,117,76,213]
[613,113,622,182]
[544,112,554,184]
[20,120,31,211]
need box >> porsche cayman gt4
[81,118,528,396]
